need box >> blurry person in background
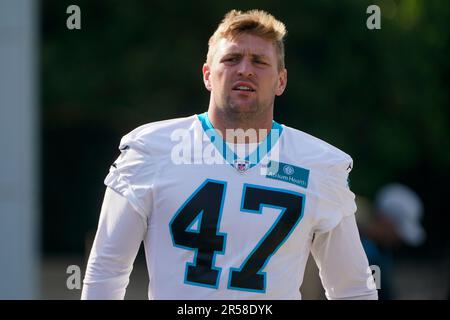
[356,183,426,300]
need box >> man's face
[203,33,287,119]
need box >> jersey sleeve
[104,133,156,220]
[311,214,378,300]
[82,187,147,299]
[312,156,357,234]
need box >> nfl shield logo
[234,159,250,173]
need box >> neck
[207,107,273,143]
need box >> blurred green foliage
[42,0,449,255]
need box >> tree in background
[42,0,449,257]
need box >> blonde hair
[207,9,287,70]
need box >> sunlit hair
[207,9,287,70]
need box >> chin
[229,102,259,114]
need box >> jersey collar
[197,112,283,170]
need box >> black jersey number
[169,179,304,292]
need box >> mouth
[232,82,256,92]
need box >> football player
[81,9,377,300]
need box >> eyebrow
[222,52,269,60]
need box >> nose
[237,57,254,77]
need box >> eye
[224,57,238,62]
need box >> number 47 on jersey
[169,179,305,293]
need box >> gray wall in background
[0,0,39,298]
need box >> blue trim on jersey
[185,210,203,233]
[198,112,235,165]
[169,179,228,289]
[227,183,305,293]
[197,112,283,170]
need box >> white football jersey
[82,113,376,300]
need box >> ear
[275,68,287,96]
[202,63,212,91]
